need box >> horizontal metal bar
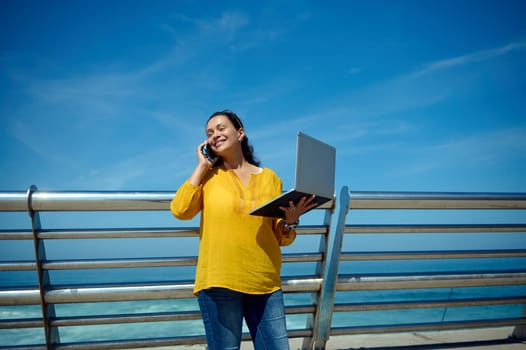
[0,345,45,350]
[36,277,321,304]
[0,261,36,271]
[38,227,199,239]
[0,289,40,305]
[45,191,173,212]
[31,253,321,270]
[283,253,323,263]
[0,191,174,212]
[52,311,202,327]
[9,190,524,211]
[296,225,330,235]
[45,282,196,303]
[0,277,322,306]
[42,257,197,270]
[349,191,526,209]
[337,272,526,291]
[54,335,207,350]
[0,192,28,212]
[0,230,33,240]
[341,249,526,261]
[0,303,316,330]
[51,305,314,327]
[4,270,525,306]
[6,190,525,211]
[0,318,43,329]
[3,223,521,241]
[282,276,322,293]
[330,317,526,336]
[344,224,526,234]
[334,296,526,312]
[0,225,326,241]
[287,304,317,315]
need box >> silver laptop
[250,132,336,218]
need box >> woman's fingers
[279,195,317,222]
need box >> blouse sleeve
[268,171,297,246]
[170,180,203,220]
[273,219,297,246]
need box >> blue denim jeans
[197,288,290,350]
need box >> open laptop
[249,132,336,218]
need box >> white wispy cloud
[338,40,526,120]
[174,10,250,37]
[139,11,251,76]
[410,41,526,78]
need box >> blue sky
[2,0,526,193]
[1,1,526,255]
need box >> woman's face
[206,114,244,154]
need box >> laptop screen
[294,132,336,198]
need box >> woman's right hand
[188,141,214,186]
[196,141,211,167]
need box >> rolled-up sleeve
[273,219,297,247]
[170,180,203,220]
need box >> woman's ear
[238,127,246,142]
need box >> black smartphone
[201,144,217,163]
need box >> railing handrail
[348,190,526,209]
[4,189,525,211]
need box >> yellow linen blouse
[170,167,296,295]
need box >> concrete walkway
[306,327,525,350]
[139,327,525,350]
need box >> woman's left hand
[279,194,318,224]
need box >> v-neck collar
[225,167,263,190]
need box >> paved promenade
[292,327,525,350]
[151,327,525,350]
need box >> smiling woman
[170,110,317,350]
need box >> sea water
[1,258,525,346]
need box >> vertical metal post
[27,185,60,349]
[309,187,350,349]
[301,201,334,350]
[512,307,526,340]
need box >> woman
[170,110,316,349]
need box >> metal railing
[309,187,526,349]
[1,186,525,350]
